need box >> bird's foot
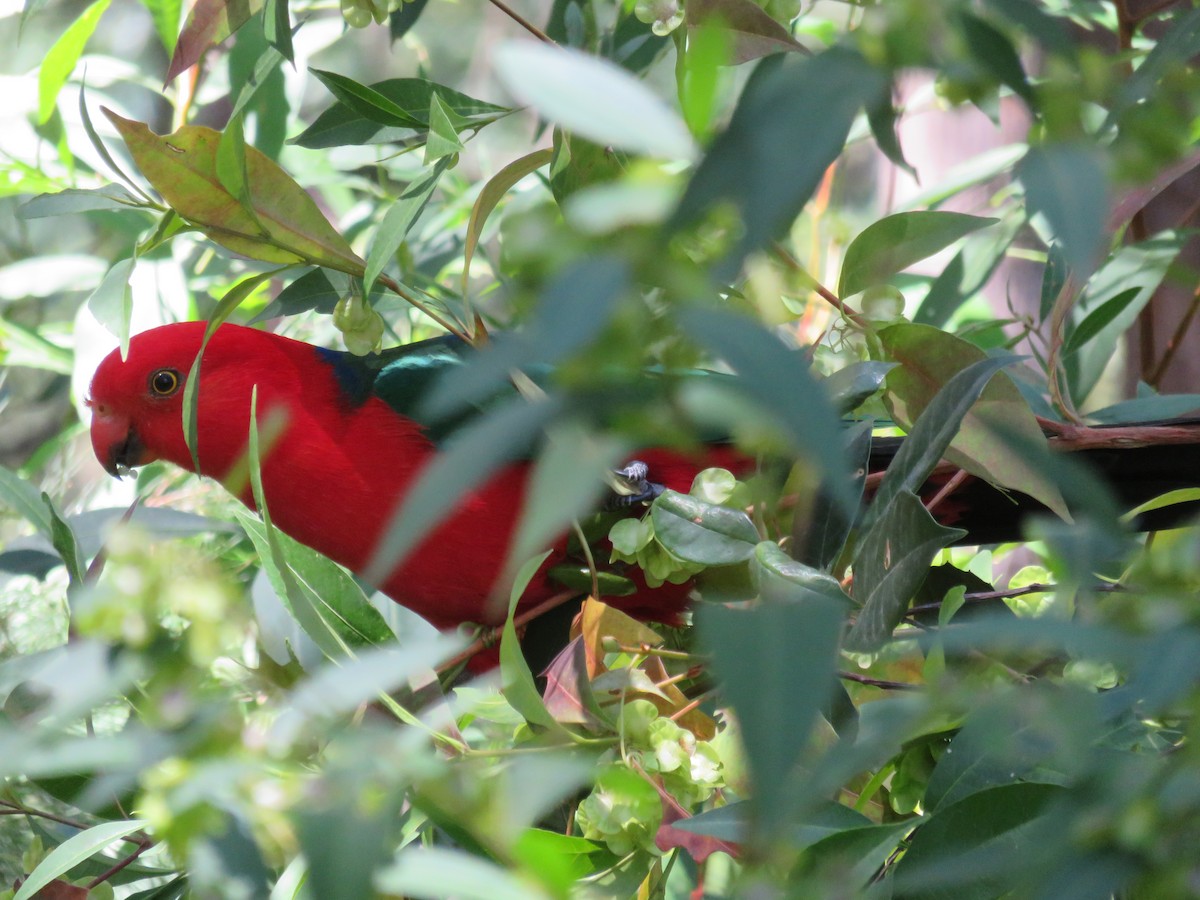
[608,460,665,509]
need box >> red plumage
[88,322,730,631]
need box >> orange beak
[89,407,147,478]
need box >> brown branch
[770,241,868,329]
[486,0,557,44]
[436,589,579,674]
[838,671,919,691]
[1147,285,1200,387]
[923,468,970,517]
[87,841,154,890]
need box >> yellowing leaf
[104,110,365,275]
[881,323,1069,520]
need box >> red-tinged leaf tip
[164,0,265,85]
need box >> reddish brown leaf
[541,637,605,729]
[13,876,89,899]
[651,782,740,863]
[165,0,264,85]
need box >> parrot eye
[148,368,183,397]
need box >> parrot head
[87,321,305,482]
[88,322,212,477]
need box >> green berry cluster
[333,291,385,355]
[576,699,724,855]
[339,0,418,28]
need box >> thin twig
[839,671,919,691]
[87,841,153,890]
[668,690,714,722]
[1147,285,1200,387]
[486,0,557,44]
[436,589,579,673]
[771,241,868,329]
[923,468,970,516]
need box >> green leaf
[166,0,265,84]
[389,0,429,40]
[292,77,511,149]
[916,210,1022,328]
[104,109,365,275]
[311,69,427,128]
[868,352,1018,523]
[846,489,965,651]
[881,323,1068,520]
[364,158,449,296]
[262,0,292,61]
[0,465,55,538]
[510,422,628,566]
[1063,232,1185,404]
[493,41,697,161]
[1103,5,1200,132]
[1018,142,1109,278]
[839,211,996,298]
[42,494,84,588]
[678,307,855,514]
[86,258,134,358]
[237,510,396,651]
[698,591,845,836]
[823,361,895,413]
[137,0,182,55]
[957,9,1035,107]
[893,783,1064,898]
[461,147,553,303]
[19,184,145,218]
[672,47,885,276]
[423,93,466,163]
[651,489,759,565]
[270,637,463,747]
[250,267,342,323]
[377,846,552,900]
[867,89,915,178]
[1062,287,1141,356]
[500,551,570,734]
[14,819,147,900]
[36,0,111,124]
[753,541,852,606]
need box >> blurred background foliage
[4,0,1200,896]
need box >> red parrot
[86,321,736,631]
[88,322,1200,636]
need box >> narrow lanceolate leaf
[698,589,845,836]
[462,148,553,302]
[672,47,885,276]
[868,353,1018,524]
[364,159,449,296]
[19,184,145,218]
[493,41,698,161]
[166,0,264,84]
[0,465,55,538]
[36,0,111,124]
[846,489,964,651]
[293,77,512,150]
[1018,142,1109,279]
[14,819,148,900]
[839,211,997,298]
[881,323,1068,520]
[104,110,365,275]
